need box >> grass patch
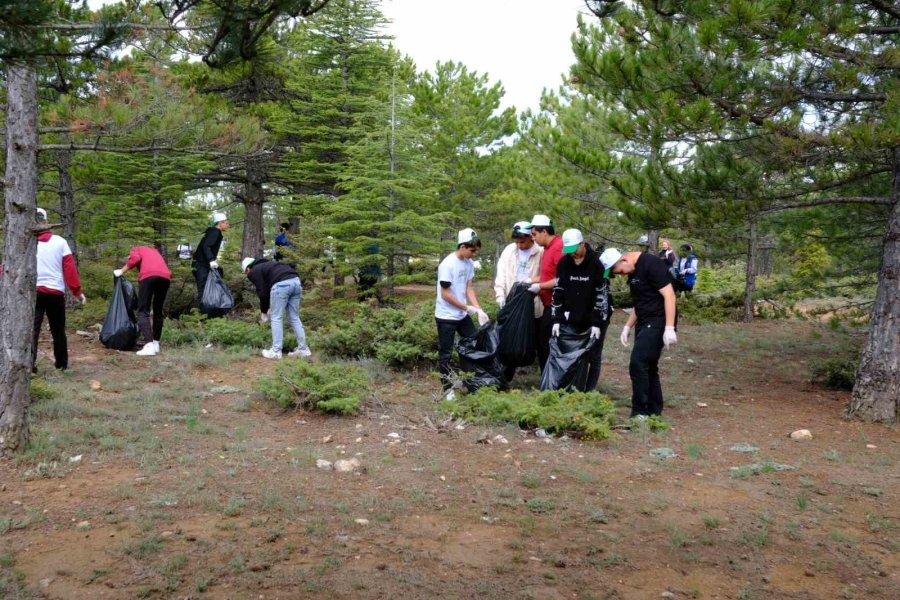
[256,360,366,414]
[526,498,556,513]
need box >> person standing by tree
[550,229,612,392]
[273,222,295,261]
[192,212,229,299]
[678,244,699,292]
[242,257,312,360]
[114,246,171,357]
[494,220,543,381]
[527,214,564,371]
[32,208,85,372]
[435,228,489,400]
[600,247,678,418]
[658,238,678,270]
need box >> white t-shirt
[36,235,73,293]
[516,247,534,282]
[435,252,474,321]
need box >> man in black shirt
[192,212,229,299]
[550,229,612,391]
[600,248,678,417]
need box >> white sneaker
[262,348,282,360]
[288,347,312,358]
[136,342,158,356]
[443,389,456,401]
[154,341,160,353]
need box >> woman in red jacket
[115,246,172,356]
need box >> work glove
[260,312,269,324]
[590,326,602,340]
[209,261,219,270]
[527,283,541,294]
[495,297,505,310]
[620,325,631,347]
[113,269,123,278]
[663,326,678,348]
[476,309,490,326]
[465,305,479,315]
[551,323,560,337]
[78,294,87,305]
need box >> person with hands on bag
[549,229,612,391]
[114,246,171,356]
[32,208,86,373]
[242,257,312,360]
[600,247,678,418]
[435,228,488,400]
[192,212,229,300]
[527,214,564,372]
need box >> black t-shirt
[628,253,671,323]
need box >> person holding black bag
[192,212,228,300]
[114,246,171,356]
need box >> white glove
[663,326,677,348]
[496,297,505,310]
[528,283,541,294]
[260,312,269,324]
[476,309,490,326]
[78,294,87,305]
[620,325,631,347]
[113,269,123,278]
[551,323,560,337]
[209,261,219,269]
[466,305,479,315]
[590,326,601,340]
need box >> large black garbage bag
[456,321,508,393]
[539,325,596,392]
[199,269,234,318]
[100,276,140,350]
[497,282,536,367]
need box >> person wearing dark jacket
[242,257,312,360]
[192,212,229,299]
[549,229,612,391]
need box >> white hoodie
[493,242,543,318]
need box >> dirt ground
[1,316,898,600]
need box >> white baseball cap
[241,257,256,271]
[599,248,623,277]
[531,214,552,228]
[637,234,649,245]
[561,229,584,254]
[36,208,48,221]
[212,212,228,224]
[457,227,479,246]
[511,221,532,237]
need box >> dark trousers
[537,305,553,372]
[629,318,665,416]
[33,292,68,370]
[436,316,477,391]
[583,325,608,392]
[137,276,170,344]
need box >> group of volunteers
[436,215,682,418]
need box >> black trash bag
[539,324,597,392]
[496,282,536,367]
[100,276,140,350]
[199,269,234,318]
[456,321,508,393]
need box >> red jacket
[125,246,172,281]
[36,231,83,296]
[538,235,563,307]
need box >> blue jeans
[270,278,309,352]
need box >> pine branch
[39,142,258,157]
[763,196,892,213]
[795,88,887,103]
[868,0,900,21]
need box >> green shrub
[315,302,437,368]
[810,357,857,390]
[30,377,56,401]
[161,311,296,350]
[444,388,617,440]
[256,361,366,414]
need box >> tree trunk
[0,62,39,457]
[241,162,265,259]
[849,147,900,422]
[742,217,758,323]
[648,230,659,254]
[57,146,77,259]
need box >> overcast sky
[381,0,589,113]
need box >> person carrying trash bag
[456,321,507,393]
[496,282,539,375]
[600,247,678,418]
[100,274,140,351]
[435,228,489,400]
[192,212,229,301]
[493,221,542,381]
[541,229,612,392]
[242,257,312,360]
[113,246,171,356]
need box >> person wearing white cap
[549,229,612,391]
[493,221,543,381]
[599,247,678,417]
[527,214,564,371]
[435,228,489,399]
[192,212,229,301]
[242,257,312,360]
[32,208,86,372]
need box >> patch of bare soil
[2,319,898,600]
